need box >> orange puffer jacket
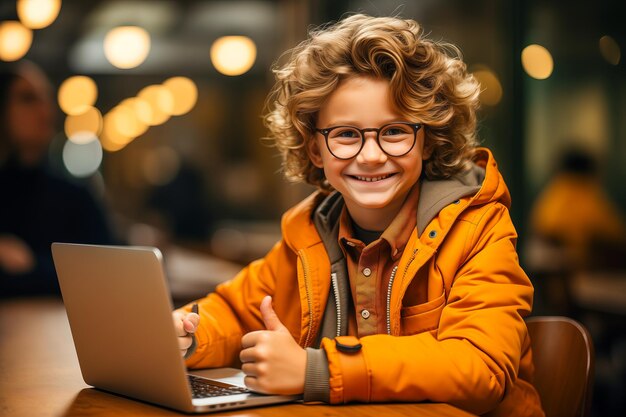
[185,148,544,417]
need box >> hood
[417,148,510,235]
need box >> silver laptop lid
[51,243,195,413]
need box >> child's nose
[356,133,387,164]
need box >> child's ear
[421,134,433,160]
[422,143,433,160]
[306,136,324,168]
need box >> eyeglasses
[315,122,422,160]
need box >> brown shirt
[338,183,420,337]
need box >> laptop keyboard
[188,375,251,399]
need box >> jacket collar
[416,147,509,236]
[417,164,483,236]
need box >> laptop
[51,242,300,413]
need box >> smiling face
[307,76,430,231]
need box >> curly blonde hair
[264,14,480,190]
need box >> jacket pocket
[400,291,446,335]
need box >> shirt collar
[337,181,420,260]
[381,182,420,259]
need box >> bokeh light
[599,35,621,66]
[110,103,146,138]
[521,44,554,80]
[0,21,33,61]
[122,97,153,127]
[62,137,103,177]
[163,76,198,116]
[17,0,62,30]
[65,106,103,143]
[137,84,174,125]
[99,112,133,152]
[104,26,151,69]
[472,67,503,106]
[210,36,257,76]
[58,76,98,115]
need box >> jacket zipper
[330,272,341,337]
[386,248,419,335]
[298,250,314,347]
[386,265,399,335]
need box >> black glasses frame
[315,122,422,160]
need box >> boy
[173,14,544,417]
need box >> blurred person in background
[526,145,626,317]
[530,146,626,271]
[530,146,626,415]
[0,61,114,297]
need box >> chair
[526,316,595,417]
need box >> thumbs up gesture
[240,296,306,395]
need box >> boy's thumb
[260,295,287,332]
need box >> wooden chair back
[526,316,594,417]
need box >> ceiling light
[104,26,151,69]
[163,77,198,116]
[0,21,33,61]
[521,44,554,80]
[58,75,98,115]
[17,0,62,30]
[210,36,256,76]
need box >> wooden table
[0,298,476,417]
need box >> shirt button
[362,267,372,277]
[361,309,370,319]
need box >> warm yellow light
[65,106,103,143]
[472,67,503,106]
[137,85,173,125]
[58,76,98,115]
[100,112,133,152]
[128,97,153,126]
[0,21,33,61]
[17,0,62,29]
[599,35,621,66]
[104,26,151,69]
[118,98,149,137]
[210,36,257,76]
[99,135,127,152]
[521,44,554,80]
[110,103,146,138]
[162,76,198,116]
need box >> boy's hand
[172,308,200,356]
[240,296,306,395]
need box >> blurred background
[1,0,625,415]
